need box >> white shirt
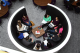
[17,23,26,31]
[43,40,48,46]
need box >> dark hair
[45,14,48,18]
[36,43,41,48]
[26,36,29,40]
[23,14,26,16]
[58,24,62,28]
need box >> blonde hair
[17,20,22,28]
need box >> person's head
[17,20,21,25]
[58,24,62,28]
[45,14,49,18]
[23,14,28,19]
[36,43,41,50]
[26,36,29,41]
[55,17,58,20]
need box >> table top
[0,5,8,17]
[32,26,45,38]
[33,0,52,6]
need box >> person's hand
[57,33,60,37]
[51,37,52,39]
[26,22,29,24]
[55,29,57,32]
[53,35,54,37]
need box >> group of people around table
[16,14,63,50]
[64,0,80,13]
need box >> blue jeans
[23,30,29,32]
[47,30,55,33]
[25,21,31,26]
[48,34,53,40]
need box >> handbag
[30,21,35,26]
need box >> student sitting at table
[33,43,42,50]
[47,24,63,36]
[42,14,51,24]
[18,32,29,39]
[26,36,34,42]
[22,14,32,27]
[48,33,61,42]
[16,20,32,33]
[1,0,10,6]
[41,14,51,28]
[52,17,59,26]
[45,17,60,31]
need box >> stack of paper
[41,20,47,24]
[23,32,29,38]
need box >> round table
[0,5,8,17]
[32,26,45,38]
[33,0,52,6]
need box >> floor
[0,0,80,53]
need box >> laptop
[23,26,28,30]
[48,22,54,28]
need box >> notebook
[48,23,54,28]
[41,20,47,24]
[23,26,28,30]
[23,32,29,38]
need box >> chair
[40,6,47,9]
[43,33,47,37]
[30,21,35,26]
[0,19,1,23]
[64,1,73,10]
[8,0,12,7]
[51,0,56,5]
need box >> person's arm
[48,16,51,22]
[22,18,26,23]
[17,25,20,31]
[43,17,45,20]
[29,37,34,42]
